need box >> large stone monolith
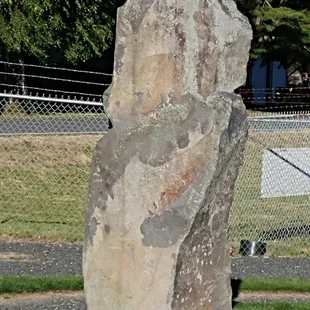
[84,1,252,309]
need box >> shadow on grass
[231,278,242,308]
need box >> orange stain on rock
[159,156,204,210]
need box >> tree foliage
[0,0,119,64]
[236,0,310,67]
[1,0,310,68]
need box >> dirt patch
[239,291,310,301]
[0,235,80,243]
[0,291,84,304]
[0,252,33,262]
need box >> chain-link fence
[230,113,310,257]
[1,92,310,256]
[0,93,110,242]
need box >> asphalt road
[1,241,310,278]
[231,256,310,279]
[1,241,310,309]
[0,115,310,136]
[0,116,109,136]
[0,241,82,276]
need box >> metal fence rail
[0,93,309,256]
[0,93,109,136]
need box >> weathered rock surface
[84,0,252,309]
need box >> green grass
[0,275,309,294]
[0,135,101,242]
[230,130,310,256]
[0,276,83,293]
[235,302,310,310]
[240,278,310,292]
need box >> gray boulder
[84,0,252,309]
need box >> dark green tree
[0,0,120,64]
[236,0,310,67]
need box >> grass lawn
[0,276,83,293]
[240,278,310,292]
[235,302,310,310]
[229,129,310,256]
[0,135,101,242]
[0,275,309,293]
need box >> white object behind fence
[261,148,310,198]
